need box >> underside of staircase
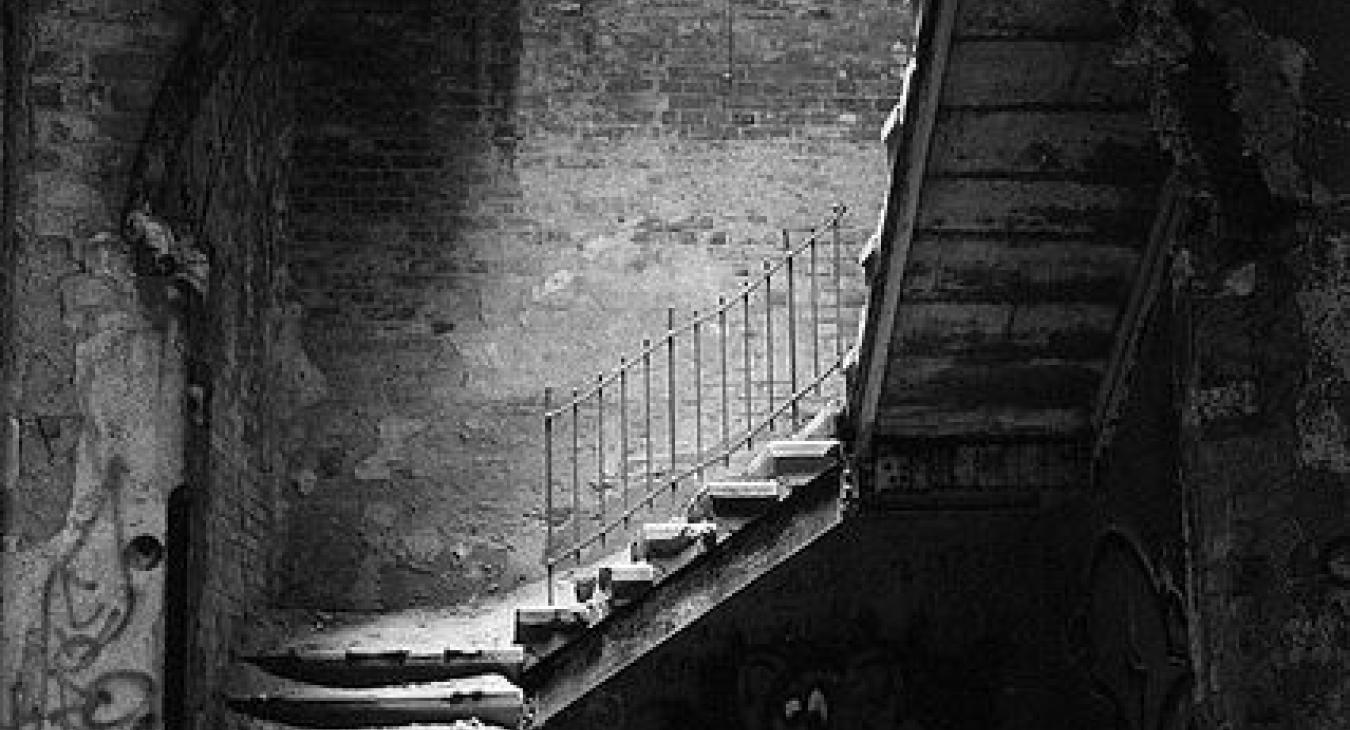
[856,0,1166,446]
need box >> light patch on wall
[533,269,578,301]
[399,527,447,566]
[354,416,429,481]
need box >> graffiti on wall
[3,234,182,730]
[5,458,157,730]
[577,609,1009,730]
[1069,529,1194,730]
[732,640,909,730]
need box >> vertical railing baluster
[742,287,753,448]
[693,310,703,483]
[666,308,677,501]
[543,387,554,605]
[834,206,843,364]
[785,230,799,428]
[718,296,729,466]
[810,236,820,395]
[643,340,653,509]
[763,259,775,432]
[619,358,629,526]
[570,387,580,553]
[596,373,606,546]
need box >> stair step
[599,562,657,604]
[514,606,589,646]
[241,647,525,686]
[525,467,847,726]
[687,480,784,535]
[632,521,719,580]
[744,439,841,480]
[704,479,785,508]
[225,679,523,729]
[632,521,718,559]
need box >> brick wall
[141,5,303,727]
[280,0,906,608]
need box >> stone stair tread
[600,561,657,603]
[225,662,522,728]
[764,439,841,458]
[242,647,525,686]
[704,479,784,498]
[633,521,718,559]
[514,605,589,631]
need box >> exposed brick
[92,51,163,80]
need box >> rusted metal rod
[693,310,703,483]
[785,230,799,428]
[619,358,629,526]
[666,308,677,500]
[596,373,606,545]
[810,237,820,394]
[742,287,753,449]
[718,296,729,466]
[543,387,554,604]
[763,259,775,432]
[570,387,580,548]
[643,340,653,509]
[833,206,843,363]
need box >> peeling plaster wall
[0,2,195,729]
[2,235,183,730]
[1122,1,1350,726]
[280,0,905,609]
[0,1,303,728]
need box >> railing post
[763,259,775,432]
[742,286,753,448]
[544,387,554,605]
[785,229,799,428]
[718,296,730,466]
[693,310,703,483]
[643,340,653,509]
[596,373,606,546]
[810,236,820,395]
[834,205,844,364]
[666,307,677,501]
[619,358,629,526]
[570,387,581,558]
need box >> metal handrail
[540,204,859,602]
[546,361,843,569]
[543,205,848,418]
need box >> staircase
[225,1,1173,725]
[225,206,863,728]
[225,424,848,729]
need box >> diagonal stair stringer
[522,464,849,727]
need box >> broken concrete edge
[521,464,846,725]
[223,684,524,729]
[241,646,526,684]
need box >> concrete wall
[280,0,906,609]
[1171,2,1350,727]
[1112,1,1350,726]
